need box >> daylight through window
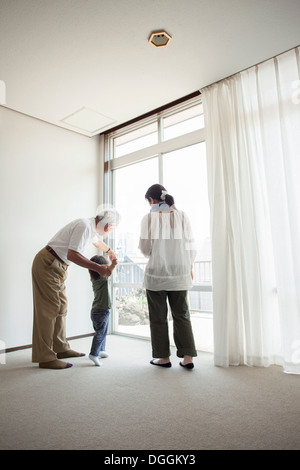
[104,97,213,352]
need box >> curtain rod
[103,90,201,135]
[200,44,300,90]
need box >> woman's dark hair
[145,184,175,207]
[89,255,107,280]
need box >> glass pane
[110,117,213,351]
[163,142,213,352]
[114,287,150,338]
[163,142,210,254]
[112,158,158,337]
[163,103,204,141]
[113,122,158,158]
[113,157,158,262]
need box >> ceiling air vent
[148,30,172,48]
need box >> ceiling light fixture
[148,30,172,48]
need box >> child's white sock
[99,351,109,358]
[89,354,102,366]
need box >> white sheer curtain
[201,46,300,373]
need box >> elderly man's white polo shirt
[47,218,100,265]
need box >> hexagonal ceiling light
[148,30,172,48]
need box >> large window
[105,97,213,352]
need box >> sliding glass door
[106,97,213,352]
[112,158,158,339]
[162,143,213,351]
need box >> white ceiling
[1,0,300,137]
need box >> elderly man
[31,209,119,370]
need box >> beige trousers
[32,248,70,363]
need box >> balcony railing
[113,260,213,313]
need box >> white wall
[0,107,102,349]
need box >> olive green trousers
[146,290,197,358]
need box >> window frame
[105,95,204,166]
[102,94,212,342]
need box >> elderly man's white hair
[96,208,120,227]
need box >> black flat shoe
[150,360,172,368]
[180,362,194,369]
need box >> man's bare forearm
[93,239,109,252]
[67,249,110,276]
[93,240,117,260]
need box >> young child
[88,255,117,366]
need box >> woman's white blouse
[139,210,197,291]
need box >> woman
[139,184,197,369]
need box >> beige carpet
[0,335,299,450]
